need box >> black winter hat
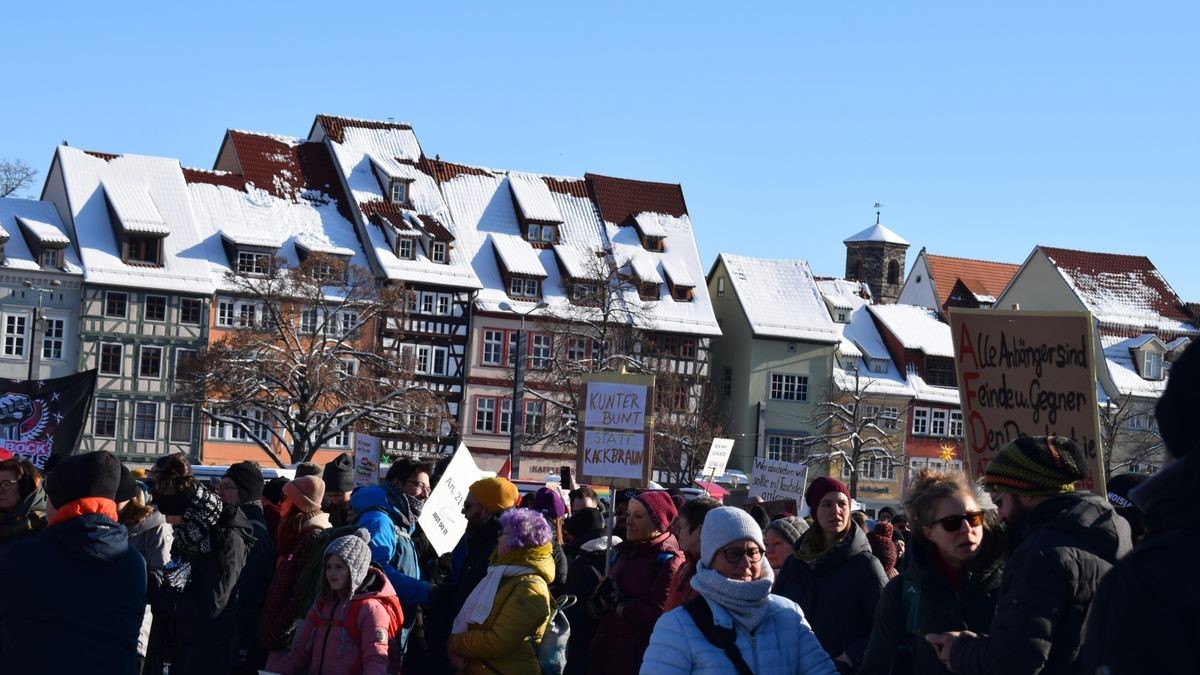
[295,462,322,479]
[224,461,264,503]
[1157,339,1199,459]
[323,453,356,493]
[565,507,606,539]
[114,464,137,503]
[263,476,289,504]
[45,451,122,508]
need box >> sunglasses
[716,545,764,564]
[932,511,986,532]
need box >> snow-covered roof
[832,305,911,398]
[554,243,595,280]
[103,181,171,236]
[844,223,909,246]
[621,246,664,284]
[0,198,83,273]
[868,304,955,358]
[661,254,696,288]
[508,173,563,223]
[816,278,871,311]
[907,371,962,405]
[491,232,549,277]
[1102,334,1170,397]
[16,215,71,246]
[719,254,840,343]
[1166,337,1191,352]
[633,212,670,238]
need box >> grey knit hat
[325,528,373,592]
[765,516,809,548]
[701,507,766,568]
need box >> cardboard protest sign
[353,433,381,487]
[950,309,1105,492]
[577,373,655,485]
[701,438,735,477]
[749,457,809,504]
[417,444,484,556]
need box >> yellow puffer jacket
[448,542,555,675]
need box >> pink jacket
[274,567,396,675]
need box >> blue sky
[6,2,1198,299]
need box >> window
[949,410,964,437]
[859,456,897,481]
[398,238,415,260]
[99,343,123,374]
[414,345,448,375]
[499,399,512,435]
[767,435,804,463]
[482,330,504,365]
[337,311,358,337]
[105,291,128,318]
[142,295,167,322]
[887,260,900,285]
[509,277,539,298]
[926,358,956,387]
[868,358,889,374]
[527,224,541,241]
[592,339,610,365]
[436,294,451,316]
[723,367,733,397]
[237,303,259,327]
[572,284,598,303]
[475,398,496,433]
[865,405,899,430]
[329,418,352,448]
[524,400,545,435]
[339,359,358,377]
[389,180,408,204]
[175,349,197,376]
[566,337,589,362]
[2,314,27,357]
[300,308,319,334]
[912,408,929,435]
[139,346,163,378]
[835,311,849,323]
[679,338,697,360]
[125,236,160,265]
[769,373,808,402]
[133,402,157,441]
[716,277,726,297]
[672,285,691,301]
[93,399,118,438]
[529,333,551,369]
[430,241,447,264]
[180,298,203,325]
[210,408,271,443]
[236,251,272,276]
[40,249,62,268]
[420,292,436,315]
[41,317,65,360]
[930,409,948,436]
[1144,351,1163,380]
[216,300,235,327]
[169,404,193,443]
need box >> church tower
[844,207,910,304]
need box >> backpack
[536,594,576,675]
[890,576,922,675]
[683,596,754,675]
[344,591,405,644]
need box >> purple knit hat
[633,491,678,532]
[532,487,566,519]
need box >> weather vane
[873,202,884,225]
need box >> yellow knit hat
[469,477,518,513]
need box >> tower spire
[874,202,883,225]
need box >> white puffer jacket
[641,594,838,675]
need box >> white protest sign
[749,457,809,504]
[577,374,655,484]
[417,443,484,556]
[584,382,650,430]
[702,438,735,477]
[353,433,382,487]
[581,429,647,480]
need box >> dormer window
[430,241,447,264]
[572,283,599,303]
[835,310,849,323]
[125,236,162,266]
[671,285,693,302]
[398,238,415,260]
[236,251,273,276]
[527,224,556,244]
[39,249,63,269]
[509,276,540,299]
[1144,351,1164,380]
[389,180,409,205]
[644,235,664,252]
[638,282,660,301]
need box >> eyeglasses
[716,545,764,564]
[932,511,986,532]
[0,479,16,491]
[405,479,431,494]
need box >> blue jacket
[0,511,146,675]
[351,486,428,648]
[641,594,838,675]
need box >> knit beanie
[469,477,518,514]
[263,476,289,504]
[325,527,373,593]
[295,462,322,479]
[45,451,122,508]
[283,475,326,514]
[868,522,898,571]
[765,515,809,548]
[983,436,1087,496]
[565,507,606,539]
[633,491,678,533]
[805,476,851,513]
[323,453,356,493]
[115,464,138,503]
[701,506,766,568]
[1157,339,1199,459]
[224,461,264,503]
[532,487,566,520]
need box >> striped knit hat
[984,436,1087,496]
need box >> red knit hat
[868,522,898,571]
[633,491,678,532]
[805,476,851,513]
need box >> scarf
[383,483,423,528]
[451,542,552,635]
[794,525,849,563]
[172,483,223,559]
[689,561,775,632]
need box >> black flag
[0,370,97,469]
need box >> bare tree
[799,368,908,499]
[0,159,38,198]
[1100,395,1164,477]
[652,373,725,487]
[178,253,448,466]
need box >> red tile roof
[83,150,120,162]
[1038,245,1193,325]
[544,177,589,199]
[218,131,354,222]
[315,115,413,144]
[417,214,453,241]
[181,167,248,190]
[924,254,1020,311]
[585,173,687,226]
[422,157,493,184]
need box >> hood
[1132,454,1200,535]
[13,484,47,517]
[126,509,166,539]
[239,501,267,524]
[797,520,872,570]
[351,485,419,531]
[218,503,256,540]
[580,534,622,553]
[491,541,556,584]
[1027,492,1131,564]
[353,563,398,600]
[44,512,132,563]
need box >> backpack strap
[901,576,921,637]
[683,596,754,675]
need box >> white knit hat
[324,528,373,592]
[700,507,766,568]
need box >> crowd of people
[0,340,1196,674]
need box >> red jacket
[662,553,699,613]
[274,567,396,675]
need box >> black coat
[563,539,609,675]
[949,492,1131,675]
[773,522,888,672]
[860,528,1005,675]
[0,511,146,675]
[233,502,274,659]
[1083,454,1200,675]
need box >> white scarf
[689,562,775,632]
[452,564,537,635]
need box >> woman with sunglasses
[642,507,837,674]
[859,469,1005,675]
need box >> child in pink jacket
[275,528,403,675]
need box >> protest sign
[749,457,809,504]
[701,438,735,477]
[950,309,1104,492]
[353,433,381,487]
[577,372,655,485]
[417,444,484,556]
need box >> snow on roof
[53,147,216,294]
[0,198,83,273]
[296,240,356,257]
[633,212,670,238]
[869,304,955,357]
[907,371,962,405]
[1039,246,1197,334]
[842,305,892,361]
[1167,337,1191,351]
[220,226,285,249]
[1124,333,1164,351]
[844,223,909,246]
[16,216,71,246]
[508,173,563,223]
[554,243,595,280]
[832,307,911,397]
[720,254,840,343]
[661,253,695,288]
[491,232,548,277]
[816,278,870,311]
[1101,335,1169,397]
[102,181,171,236]
[622,246,664,284]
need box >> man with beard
[321,453,356,527]
[927,436,1131,675]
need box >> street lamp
[497,299,548,480]
[23,279,62,382]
